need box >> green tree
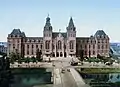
[31,56,36,63]
[36,49,42,62]
[9,52,16,63]
[79,50,84,61]
[17,53,22,64]
[26,57,30,63]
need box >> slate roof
[52,32,67,38]
[26,37,43,40]
[10,29,26,37]
[68,17,74,27]
[76,37,90,40]
[94,30,106,37]
[11,29,21,35]
[25,37,43,42]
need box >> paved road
[53,58,85,87]
[61,68,78,87]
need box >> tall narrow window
[32,44,34,48]
[102,45,104,49]
[41,45,42,49]
[93,51,95,55]
[52,44,54,49]
[45,41,48,49]
[85,45,87,49]
[27,50,29,55]
[48,41,50,49]
[27,45,29,48]
[93,45,95,49]
[69,41,74,49]
[45,40,50,49]
[98,45,100,49]
[36,45,38,48]
[58,40,62,49]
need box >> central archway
[60,52,63,57]
[56,52,59,57]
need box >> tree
[9,52,16,64]
[9,52,22,63]
[36,49,42,62]
[89,51,91,58]
[97,54,102,59]
[79,50,84,62]
[26,57,30,63]
[31,56,36,63]
[17,53,22,64]
[0,56,12,87]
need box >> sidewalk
[70,68,90,87]
[53,68,62,87]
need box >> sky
[0,0,120,42]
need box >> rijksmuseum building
[7,16,110,58]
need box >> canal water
[79,72,120,87]
[10,68,53,87]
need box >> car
[61,69,65,73]
[105,62,112,65]
[67,69,70,72]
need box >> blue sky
[0,0,120,42]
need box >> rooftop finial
[48,13,49,17]
[59,29,61,33]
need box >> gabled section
[52,32,67,38]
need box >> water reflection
[80,72,120,87]
[10,68,52,87]
[109,74,120,83]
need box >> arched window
[60,52,63,57]
[69,41,74,49]
[32,44,34,48]
[58,40,62,49]
[45,40,50,49]
[52,44,54,49]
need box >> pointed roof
[45,15,51,26]
[94,30,106,37]
[68,17,74,27]
[10,29,26,37]
[11,29,21,35]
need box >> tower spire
[48,13,49,17]
[68,17,74,27]
[45,14,51,26]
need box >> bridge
[53,60,90,87]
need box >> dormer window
[11,35,13,37]
[97,35,100,38]
[27,39,29,42]
[29,40,31,42]
[73,27,75,31]
[15,35,17,37]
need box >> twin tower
[43,15,76,57]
